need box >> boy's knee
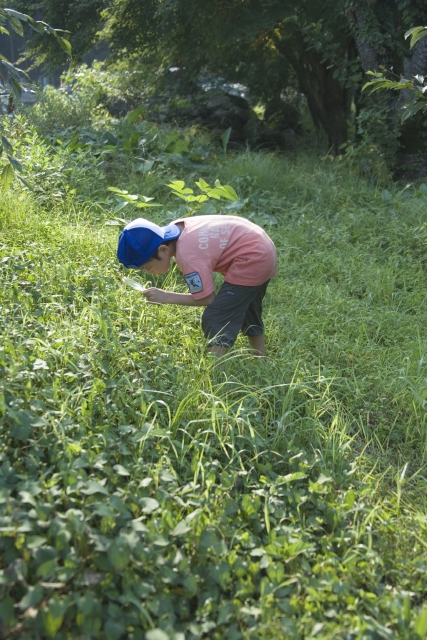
[201,306,221,340]
[201,307,234,347]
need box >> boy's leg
[208,344,228,357]
[241,280,269,356]
[201,282,267,356]
[248,334,265,357]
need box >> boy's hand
[141,288,215,307]
[141,288,171,304]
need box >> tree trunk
[279,36,350,154]
[404,36,427,80]
[346,5,379,73]
[345,1,427,174]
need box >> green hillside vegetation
[1,95,427,638]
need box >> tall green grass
[1,130,427,639]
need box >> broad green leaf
[183,574,197,595]
[118,192,138,202]
[92,503,115,517]
[196,178,210,190]
[125,106,144,125]
[2,135,13,154]
[167,180,186,192]
[80,481,109,496]
[45,596,68,637]
[77,592,97,615]
[107,539,130,570]
[8,76,23,97]
[18,584,44,610]
[146,629,169,640]
[8,15,24,36]
[27,20,45,34]
[44,613,63,638]
[401,102,426,122]
[105,619,126,640]
[113,201,129,213]
[113,463,130,476]
[1,58,28,80]
[224,186,239,200]
[58,37,72,55]
[170,520,191,536]
[37,558,57,579]
[405,26,427,49]
[27,535,47,549]
[415,608,427,637]
[139,497,159,513]
[317,473,332,484]
[0,596,15,626]
[215,181,238,200]
[108,186,129,194]
[7,155,22,173]
[280,472,307,483]
[135,159,155,173]
[4,8,30,23]
[1,163,14,190]
[16,173,33,190]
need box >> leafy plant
[362,26,427,123]
[106,179,239,224]
[0,7,71,188]
[107,186,162,214]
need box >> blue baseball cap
[117,218,182,269]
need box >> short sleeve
[180,261,215,300]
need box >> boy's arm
[142,288,215,307]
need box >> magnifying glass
[122,276,151,292]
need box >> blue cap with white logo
[117,218,181,269]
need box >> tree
[6,0,104,68]
[103,0,355,153]
[343,0,427,170]
[9,0,427,168]
[0,6,71,187]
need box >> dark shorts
[201,280,270,347]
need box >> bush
[25,84,97,136]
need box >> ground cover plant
[1,102,427,639]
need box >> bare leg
[208,344,228,358]
[248,334,265,357]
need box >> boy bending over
[117,215,277,357]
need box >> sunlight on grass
[2,126,427,638]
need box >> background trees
[8,0,427,171]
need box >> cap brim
[162,223,181,241]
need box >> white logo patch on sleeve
[184,272,203,293]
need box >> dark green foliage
[0,6,71,186]
[7,0,427,162]
[10,0,105,67]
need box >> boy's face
[138,244,171,275]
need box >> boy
[117,215,277,357]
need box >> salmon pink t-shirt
[173,215,277,300]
